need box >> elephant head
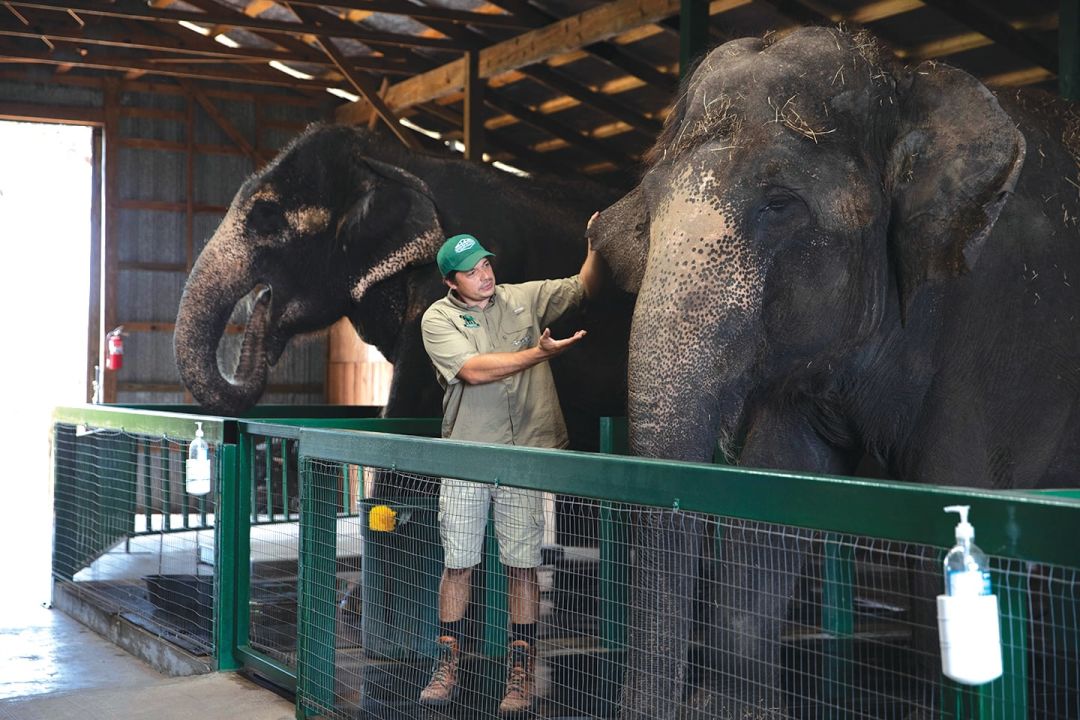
[174,124,443,414]
[590,28,1024,465]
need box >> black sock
[510,623,536,647]
[439,619,465,642]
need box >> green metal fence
[50,406,1080,719]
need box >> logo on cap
[455,236,476,253]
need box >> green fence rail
[50,404,1080,720]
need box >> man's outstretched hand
[537,327,587,357]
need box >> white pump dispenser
[186,422,212,496]
[936,505,1002,684]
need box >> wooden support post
[1062,0,1080,101]
[464,49,484,162]
[679,0,708,78]
[86,127,102,403]
[102,78,120,404]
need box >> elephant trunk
[174,241,272,415]
[619,257,758,720]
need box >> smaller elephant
[591,27,1080,719]
[174,124,631,450]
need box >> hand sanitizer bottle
[186,422,212,496]
[936,505,1003,684]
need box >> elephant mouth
[174,277,278,416]
[232,283,276,374]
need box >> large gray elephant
[590,27,1080,718]
[174,124,630,449]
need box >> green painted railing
[51,404,1080,720]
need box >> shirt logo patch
[513,306,525,314]
[454,236,476,253]
[460,314,480,328]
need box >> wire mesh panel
[52,422,217,656]
[247,434,303,667]
[245,434,367,672]
[292,455,1080,720]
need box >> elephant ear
[886,63,1026,318]
[587,185,649,294]
[342,157,445,304]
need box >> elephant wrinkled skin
[174,124,630,449]
[590,27,1080,718]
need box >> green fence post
[483,513,509,657]
[142,441,153,533]
[599,418,629,653]
[297,458,339,716]
[216,441,244,671]
[281,438,290,519]
[820,536,855,717]
[52,424,78,582]
[160,437,172,532]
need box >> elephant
[174,123,631,450]
[589,27,1080,719]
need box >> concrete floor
[0,483,295,720]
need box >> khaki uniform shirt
[421,276,584,448]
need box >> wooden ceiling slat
[336,0,686,125]
[903,14,1058,62]
[177,77,262,164]
[918,0,1057,73]
[1,45,339,87]
[286,0,532,30]
[6,0,474,51]
[0,16,413,72]
[484,91,633,165]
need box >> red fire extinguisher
[105,327,125,371]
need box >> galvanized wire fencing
[49,410,1080,720]
[52,422,218,656]
[292,429,1080,720]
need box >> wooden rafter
[336,0,689,125]
[176,77,263,165]
[283,2,419,147]
[0,0,1065,178]
[919,0,1057,73]
[6,0,473,51]
[0,14,413,73]
[285,0,532,31]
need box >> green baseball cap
[437,233,495,277]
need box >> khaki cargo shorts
[438,478,544,569]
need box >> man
[419,226,605,714]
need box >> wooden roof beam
[6,0,473,51]
[176,78,261,165]
[0,45,339,87]
[286,0,532,30]
[336,0,693,125]
[901,13,1058,62]
[283,1,419,148]
[917,0,1057,73]
[0,14,413,72]
[483,91,633,166]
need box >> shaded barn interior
[0,0,1073,407]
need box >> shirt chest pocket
[500,313,534,352]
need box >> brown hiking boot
[419,636,460,705]
[498,640,535,715]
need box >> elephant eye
[248,198,287,237]
[754,190,810,234]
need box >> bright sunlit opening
[0,121,93,609]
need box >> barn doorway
[0,121,95,612]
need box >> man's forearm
[579,247,608,299]
[457,347,549,384]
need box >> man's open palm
[538,327,587,356]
